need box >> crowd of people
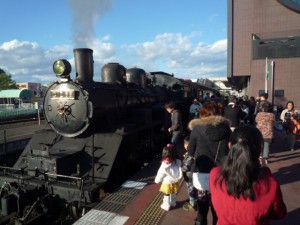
[154,91,295,225]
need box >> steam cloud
[68,0,111,47]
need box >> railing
[0,109,41,119]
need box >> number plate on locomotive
[50,90,75,99]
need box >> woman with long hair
[210,125,286,225]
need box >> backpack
[290,113,300,136]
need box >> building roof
[0,89,32,100]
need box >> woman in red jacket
[210,125,286,225]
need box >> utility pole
[271,61,275,108]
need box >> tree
[0,68,18,90]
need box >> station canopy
[0,89,32,102]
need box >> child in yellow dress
[155,144,183,211]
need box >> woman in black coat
[187,101,231,225]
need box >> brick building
[17,82,44,97]
[227,0,300,108]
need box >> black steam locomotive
[0,48,214,224]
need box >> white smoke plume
[68,0,111,48]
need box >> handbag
[192,141,221,191]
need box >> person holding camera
[280,101,298,151]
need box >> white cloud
[0,40,50,82]
[0,34,227,84]
[1,39,38,51]
[208,13,219,22]
[120,33,227,78]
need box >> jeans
[195,191,217,225]
[287,133,296,149]
[171,131,182,145]
[186,179,197,206]
[262,140,271,158]
[285,130,296,149]
[171,131,183,159]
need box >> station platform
[75,129,300,225]
[1,122,299,224]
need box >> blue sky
[0,0,227,84]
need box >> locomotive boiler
[0,48,208,224]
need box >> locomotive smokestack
[74,48,94,82]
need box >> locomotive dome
[101,63,126,84]
[126,68,147,87]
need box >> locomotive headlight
[53,59,71,78]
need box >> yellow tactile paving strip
[134,178,184,225]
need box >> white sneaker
[161,196,171,211]
[161,202,170,211]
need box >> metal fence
[0,108,41,120]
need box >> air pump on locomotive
[0,48,208,224]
